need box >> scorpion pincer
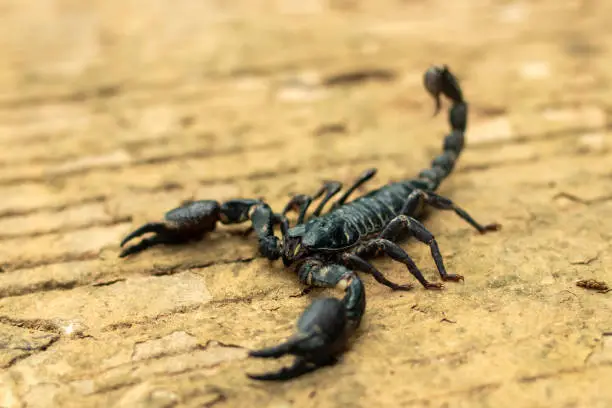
[118,65,500,381]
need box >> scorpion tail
[419,65,467,191]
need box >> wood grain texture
[1,1,611,407]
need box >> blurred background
[2,0,609,209]
[1,1,612,407]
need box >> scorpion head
[281,224,309,266]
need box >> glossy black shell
[290,180,426,252]
[164,200,220,229]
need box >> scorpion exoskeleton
[119,65,500,381]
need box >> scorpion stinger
[119,65,500,381]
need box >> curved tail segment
[420,65,468,191]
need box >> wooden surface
[1,1,612,407]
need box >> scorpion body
[119,65,499,381]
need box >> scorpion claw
[247,357,336,381]
[248,332,318,359]
[247,298,348,381]
[119,234,177,258]
[118,222,176,258]
[119,244,142,258]
[120,222,168,247]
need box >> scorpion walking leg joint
[357,238,445,289]
[421,191,501,234]
[378,215,464,283]
[400,190,500,234]
[341,253,414,291]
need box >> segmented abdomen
[331,182,415,238]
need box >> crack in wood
[0,216,132,241]
[3,335,60,368]
[0,142,281,187]
[0,196,106,220]
[0,257,258,299]
[554,192,612,206]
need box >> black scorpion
[119,65,500,381]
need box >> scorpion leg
[341,253,414,291]
[284,181,343,224]
[421,191,500,233]
[400,190,500,234]
[282,194,313,225]
[330,168,377,211]
[378,215,463,282]
[248,261,365,381]
[356,238,444,289]
[310,181,343,218]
